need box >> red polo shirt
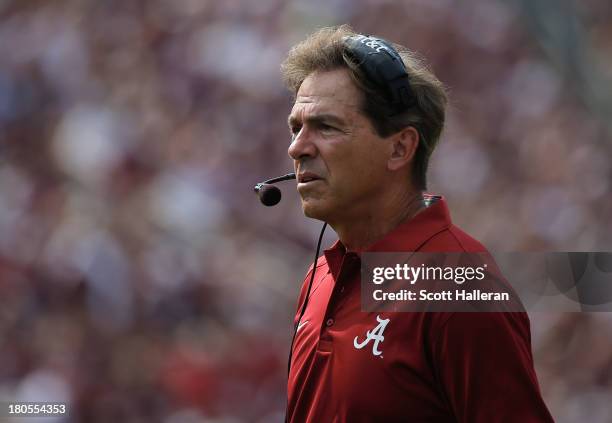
[287,196,554,422]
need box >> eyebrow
[287,114,347,129]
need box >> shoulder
[420,223,488,253]
[433,310,531,344]
[304,254,329,278]
[295,254,329,303]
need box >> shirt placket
[317,252,360,352]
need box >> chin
[301,198,331,221]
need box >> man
[282,25,554,422]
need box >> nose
[288,127,317,161]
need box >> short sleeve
[432,312,555,422]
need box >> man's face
[288,69,390,223]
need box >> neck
[330,188,425,252]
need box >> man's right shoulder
[304,255,329,277]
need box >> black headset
[342,34,416,111]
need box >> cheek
[332,155,379,198]
[351,143,386,178]
[323,134,385,182]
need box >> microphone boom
[254,173,296,206]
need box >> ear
[387,126,419,171]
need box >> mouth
[297,172,324,184]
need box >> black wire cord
[284,221,328,421]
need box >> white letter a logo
[353,315,390,356]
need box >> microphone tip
[259,184,282,206]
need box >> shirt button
[340,286,345,293]
[326,318,334,327]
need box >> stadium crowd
[0,0,611,421]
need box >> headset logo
[353,315,390,356]
[355,35,390,54]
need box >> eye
[320,123,336,132]
[320,123,342,135]
[289,126,301,143]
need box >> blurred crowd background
[0,0,611,422]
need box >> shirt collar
[366,195,451,252]
[323,195,452,279]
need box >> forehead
[290,69,363,119]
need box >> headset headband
[342,34,415,111]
